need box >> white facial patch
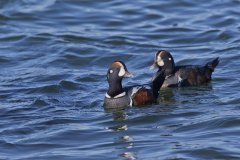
[169,58,172,61]
[157,60,164,66]
[110,70,113,73]
[157,55,164,66]
[118,63,126,77]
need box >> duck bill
[150,62,158,70]
[124,71,134,78]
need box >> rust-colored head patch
[111,61,122,68]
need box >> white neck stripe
[105,92,126,99]
[114,91,126,98]
[105,93,111,98]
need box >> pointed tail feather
[206,57,219,71]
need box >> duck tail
[206,57,219,72]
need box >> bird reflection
[157,88,176,104]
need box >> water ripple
[0,0,240,159]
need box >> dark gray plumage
[104,95,131,109]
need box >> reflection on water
[158,88,176,103]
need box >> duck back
[162,57,219,87]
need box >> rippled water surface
[0,0,240,159]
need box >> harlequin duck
[104,61,160,108]
[151,50,219,88]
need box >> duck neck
[107,79,125,98]
[161,64,174,77]
[163,60,175,76]
[152,68,165,99]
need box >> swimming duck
[104,61,161,108]
[151,50,219,88]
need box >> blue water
[0,0,240,159]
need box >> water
[0,0,240,159]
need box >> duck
[151,50,219,88]
[104,61,162,108]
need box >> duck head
[151,50,175,76]
[106,61,133,97]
